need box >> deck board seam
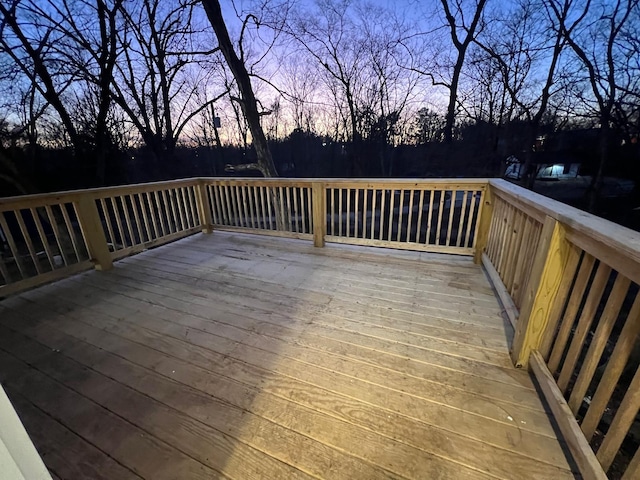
[115,258,508,331]
[102,266,512,352]
[63,275,538,395]
[3,386,145,480]
[0,313,526,480]
[9,294,562,444]
[0,312,574,476]
[0,345,230,479]
[87,271,515,367]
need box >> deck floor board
[0,232,577,479]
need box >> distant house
[504,154,581,181]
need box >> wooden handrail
[485,179,640,479]
[490,179,640,268]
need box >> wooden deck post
[196,181,213,234]
[473,184,493,264]
[511,216,571,368]
[74,195,113,271]
[312,182,326,247]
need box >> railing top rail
[1,177,491,211]
[490,178,640,267]
[202,177,490,188]
[0,177,202,210]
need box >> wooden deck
[0,231,578,479]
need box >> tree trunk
[589,115,610,212]
[443,58,464,144]
[201,0,278,177]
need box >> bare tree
[201,0,278,176]
[108,0,227,170]
[283,0,419,175]
[469,0,569,186]
[547,0,639,210]
[0,0,83,152]
[438,0,489,143]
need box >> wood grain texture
[0,231,578,480]
[529,352,607,480]
[511,217,571,368]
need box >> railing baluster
[387,190,394,241]
[415,190,425,244]
[354,188,359,238]
[510,216,533,299]
[138,194,153,241]
[445,190,456,246]
[329,188,336,235]
[556,263,612,393]
[266,186,274,230]
[425,189,435,244]
[597,365,640,471]
[547,254,596,373]
[245,186,255,229]
[131,194,146,242]
[45,205,70,266]
[581,292,640,441]
[396,190,404,242]
[30,207,55,270]
[568,275,631,414]
[154,191,168,236]
[306,187,313,234]
[346,189,351,237]
[338,189,343,237]
[222,185,233,226]
[14,210,42,274]
[175,188,187,230]
[293,187,300,233]
[119,195,136,244]
[406,189,414,243]
[60,203,83,261]
[187,186,199,228]
[251,186,260,229]
[370,189,377,240]
[435,190,445,245]
[163,190,177,233]
[456,191,468,247]
[464,190,479,249]
[144,192,159,239]
[0,212,27,278]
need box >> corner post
[74,195,113,271]
[473,183,493,264]
[312,182,326,247]
[511,215,571,368]
[196,180,213,234]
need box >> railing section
[486,179,640,480]
[93,180,203,260]
[1,178,487,297]
[0,193,93,296]
[203,179,314,240]
[323,180,486,255]
[484,190,543,309]
[0,179,208,296]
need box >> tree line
[0,0,638,209]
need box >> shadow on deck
[0,231,578,479]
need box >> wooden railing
[200,178,488,254]
[202,179,315,241]
[486,179,640,480]
[322,180,486,255]
[2,175,640,478]
[0,178,486,297]
[0,179,208,297]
